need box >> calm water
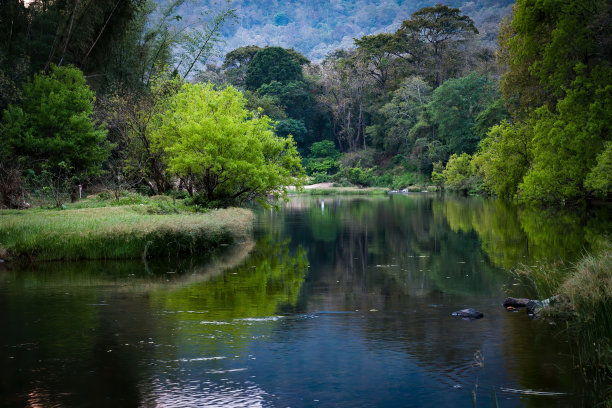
[1,194,610,407]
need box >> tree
[223,45,262,87]
[316,51,370,152]
[422,73,498,155]
[585,141,612,198]
[484,0,612,205]
[354,33,400,91]
[442,153,480,193]
[245,47,303,90]
[378,76,432,154]
[1,65,109,203]
[400,5,477,86]
[150,83,305,206]
[475,120,533,199]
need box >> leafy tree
[517,65,612,205]
[257,80,310,122]
[1,65,109,201]
[585,142,612,198]
[245,47,304,90]
[378,76,432,154]
[303,140,340,178]
[223,45,262,87]
[354,33,400,91]
[442,153,480,193]
[475,120,533,198]
[421,73,498,155]
[150,83,305,206]
[473,99,509,140]
[275,119,307,146]
[400,5,478,86]
[487,0,612,205]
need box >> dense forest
[0,0,610,208]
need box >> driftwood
[503,297,531,308]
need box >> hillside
[175,0,514,61]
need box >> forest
[0,0,610,208]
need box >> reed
[0,206,253,261]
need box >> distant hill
[173,0,514,62]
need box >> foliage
[223,45,262,87]
[275,119,308,145]
[473,99,509,139]
[585,142,612,198]
[400,4,478,86]
[517,65,612,205]
[245,47,304,90]
[1,65,109,205]
[442,153,482,193]
[342,163,375,187]
[480,0,612,205]
[303,140,340,177]
[419,73,498,156]
[476,120,532,198]
[378,76,432,154]
[150,82,305,206]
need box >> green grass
[0,205,254,261]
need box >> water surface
[1,194,609,407]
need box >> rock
[503,297,531,308]
[451,308,484,319]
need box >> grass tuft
[512,247,612,398]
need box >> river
[0,194,609,407]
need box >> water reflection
[1,194,609,407]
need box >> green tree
[400,5,477,86]
[223,45,262,87]
[1,65,109,201]
[150,82,305,206]
[475,120,533,199]
[442,153,480,193]
[585,141,612,198]
[423,73,498,155]
[275,119,307,146]
[245,47,304,90]
[517,65,612,205]
[378,76,432,154]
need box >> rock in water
[451,308,483,319]
[503,297,531,308]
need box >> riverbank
[299,182,388,195]
[0,205,254,261]
[513,246,612,388]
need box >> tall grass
[512,247,612,401]
[0,206,253,261]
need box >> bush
[342,165,375,187]
[442,153,484,194]
[340,148,376,169]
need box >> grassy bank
[0,206,253,261]
[513,247,612,395]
